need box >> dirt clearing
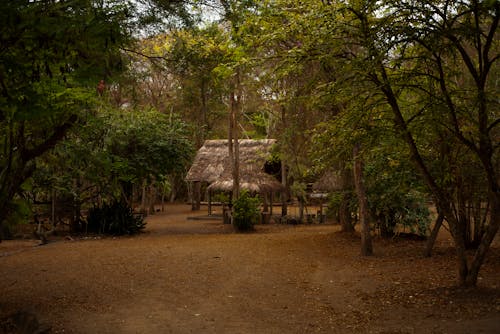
[1,204,499,333]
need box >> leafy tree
[0,0,133,237]
[244,0,498,286]
[31,105,193,227]
[319,0,499,286]
[239,0,341,214]
[139,24,233,146]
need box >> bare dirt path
[1,204,499,333]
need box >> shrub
[86,201,145,235]
[326,191,358,220]
[232,191,260,232]
[368,187,430,237]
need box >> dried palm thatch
[208,169,283,193]
[312,170,344,192]
[185,139,279,193]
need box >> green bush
[368,189,430,237]
[86,201,146,235]
[326,191,358,220]
[365,160,431,237]
[232,191,260,232]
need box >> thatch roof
[312,170,344,192]
[185,139,277,185]
[208,169,283,193]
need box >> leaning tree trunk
[464,192,500,286]
[423,210,444,257]
[353,144,373,256]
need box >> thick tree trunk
[353,144,373,256]
[339,192,355,232]
[465,194,499,286]
[299,198,304,222]
[447,212,470,286]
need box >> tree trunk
[148,185,156,215]
[281,159,288,217]
[339,192,355,232]
[232,71,241,200]
[281,106,288,217]
[423,211,444,257]
[228,74,240,200]
[353,144,373,256]
[464,194,499,286]
[200,80,208,145]
[51,188,56,228]
[270,192,274,216]
[299,198,304,223]
[339,165,355,232]
[169,186,176,203]
[161,191,165,212]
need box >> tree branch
[21,114,78,162]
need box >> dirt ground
[0,204,499,334]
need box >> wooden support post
[208,190,212,216]
[270,192,273,216]
[263,193,268,212]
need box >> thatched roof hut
[185,139,277,185]
[186,139,280,212]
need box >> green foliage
[364,146,431,237]
[326,191,358,220]
[138,23,234,144]
[105,107,194,181]
[31,106,194,210]
[1,198,32,239]
[0,0,132,228]
[368,188,430,237]
[213,193,230,204]
[232,191,260,232]
[86,201,145,236]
